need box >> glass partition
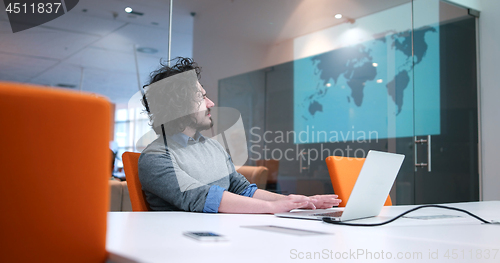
[412,0,479,204]
[217,0,415,198]
[215,0,479,204]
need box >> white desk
[107,201,500,263]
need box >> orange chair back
[122,152,150,211]
[255,159,280,184]
[237,165,269,189]
[0,82,110,262]
[325,156,392,207]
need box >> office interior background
[1,0,499,204]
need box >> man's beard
[194,109,213,131]
[195,117,213,131]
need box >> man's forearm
[218,190,312,214]
[218,191,272,213]
[252,189,286,201]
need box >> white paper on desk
[241,225,332,236]
[403,215,462,220]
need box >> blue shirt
[139,131,257,213]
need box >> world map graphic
[294,25,440,143]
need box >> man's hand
[309,194,342,209]
[280,194,342,210]
[219,191,342,214]
[266,194,342,213]
[267,194,314,213]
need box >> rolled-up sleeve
[239,184,257,197]
[203,185,226,213]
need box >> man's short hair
[142,57,202,135]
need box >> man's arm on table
[218,191,311,213]
[252,189,342,209]
[218,190,343,213]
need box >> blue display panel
[293,25,440,144]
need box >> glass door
[290,0,417,201]
[411,0,479,204]
[216,0,480,204]
[218,0,417,198]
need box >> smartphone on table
[183,232,227,241]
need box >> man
[139,57,341,213]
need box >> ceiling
[0,0,409,105]
[0,0,224,105]
[193,0,411,45]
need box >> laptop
[275,150,405,221]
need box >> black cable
[161,124,168,148]
[322,205,492,226]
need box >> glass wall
[214,0,479,204]
[413,1,479,204]
[113,107,152,173]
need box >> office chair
[325,156,392,207]
[0,82,111,262]
[122,151,151,211]
[256,159,280,190]
[236,166,269,189]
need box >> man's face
[192,82,215,131]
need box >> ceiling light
[125,7,132,13]
[372,63,378,67]
[335,14,342,19]
[377,79,383,83]
[325,83,331,87]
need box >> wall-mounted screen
[293,1,440,144]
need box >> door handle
[427,135,432,172]
[299,151,309,173]
[414,135,431,172]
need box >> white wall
[477,0,500,200]
[192,27,293,107]
[192,31,264,106]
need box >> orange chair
[325,156,392,207]
[256,159,280,185]
[0,82,111,262]
[236,166,269,189]
[122,151,150,211]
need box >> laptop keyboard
[311,211,343,217]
